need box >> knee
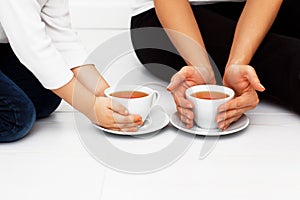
[0,98,36,143]
[36,93,61,119]
[290,51,300,114]
[283,39,300,114]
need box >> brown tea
[110,91,148,99]
[191,91,229,100]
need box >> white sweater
[0,0,88,89]
[132,0,246,16]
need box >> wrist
[194,65,216,84]
[89,95,99,124]
[95,84,109,97]
[226,54,252,68]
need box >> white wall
[70,0,132,29]
[58,0,135,111]
[69,0,133,52]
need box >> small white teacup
[186,85,234,129]
[104,85,160,121]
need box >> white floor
[1,31,300,200]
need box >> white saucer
[170,112,250,136]
[92,106,169,135]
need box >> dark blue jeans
[0,44,61,142]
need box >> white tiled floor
[1,53,300,200]
[1,30,299,200]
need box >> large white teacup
[186,85,235,129]
[104,85,160,121]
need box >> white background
[0,1,299,200]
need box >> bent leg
[0,71,36,142]
[251,33,300,114]
[195,2,300,113]
[0,44,61,119]
[202,3,300,113]
[270,0,300,39]
[131,9,186,82]
[204,0,300,39]
[130,3,300,114]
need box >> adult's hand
[167,66,216,128]
[216,64,265,130]
[94,97,143,132]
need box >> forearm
[227,0,283,66]
[154,0,212,72]
[52,75,97,123]
[72,64,110,96]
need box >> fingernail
[259,83,266,90]
[216,117,222,123]
[222,125,228,131]
[134,117,141,122]
[166,83,172,90]
[218,123,224,130]
[124,110,129,115]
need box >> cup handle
[152,91,160,107]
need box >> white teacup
[104,85,160,121]
[186,85,235,129]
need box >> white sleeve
[0,0,74,89]
[41,0,89,70]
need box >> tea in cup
[186,85,234,129]
[104,85,160,121]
